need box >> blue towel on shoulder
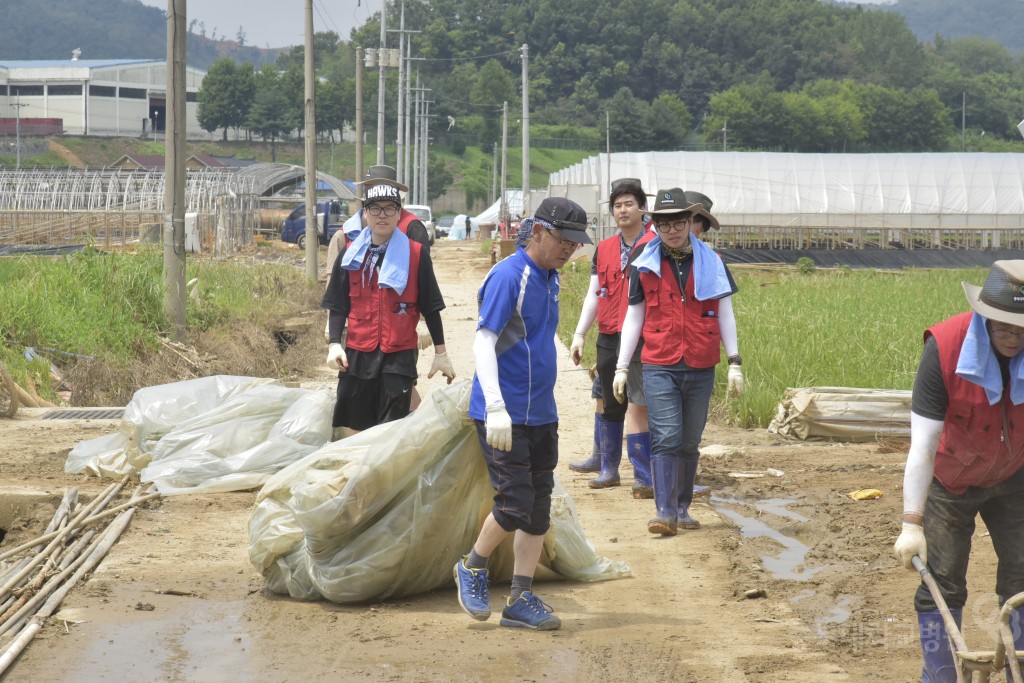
[956,312,1024,405]
[631,235,731,300]
[343,211,363,238]
[340,227,411,295]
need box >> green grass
[0,248,320,394]
[558,265,984,428]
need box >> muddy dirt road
[0,239,1008,682]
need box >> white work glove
[428,351,456,384]
[727,364,745,396]
[570,333,585,365]
[893,522,927,570]
[326,343,348,372]
[484,404,513,451]
[612,368,629,404]
[417,322,433,350]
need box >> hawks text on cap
[364,183,401,205]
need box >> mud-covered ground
[0,239,1008,682]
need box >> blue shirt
[469,247,560,425]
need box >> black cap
[363,183,402,206]
[357,164,408,192]
[534,197,592,245]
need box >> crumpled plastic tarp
[248,380,631,603]
[767,386,911,441]
[64,375,334,495]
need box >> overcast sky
[138,0,897,50]
[137,0,372,49]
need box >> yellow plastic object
[847,488,884,501]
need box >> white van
[404,205,435,244]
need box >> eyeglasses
[990,324,1024,340]
[365,204,400,217]
[546,228,581,252]
[654,216,692,233]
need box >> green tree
[645,94,692,150]
[471,60,516,147]
[247,66,291,160]
[197,58,241,140]
[606,87,651,152]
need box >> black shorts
[474,420,558,536]
[333,372,413,431]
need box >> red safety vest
[397,210,416,235]
[345,240,422,353]
[638,258,721,368]
[595,229,657,334]
[929,312,1024,493]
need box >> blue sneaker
[453,557,490,621]
[499,592,561,631]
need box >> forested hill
[889,0,1024,53]
[0,0,283,69]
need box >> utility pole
[163,0,187,340]
[411,72,421,199]
[722,117,728,152]
[500,101,508,235]
[395,3,406,182]
[355,46,363,184]
[421,93,430,204]
[303,0,318,280]
[11,93,27,169]
[492,142,498,204]
[376,0,387,165]
[520,44,530,218]
[961,91,966,153]
[605,110,611,238]
[403,60,412,188]
[388,4,418,185]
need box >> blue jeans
[642,360,715,464]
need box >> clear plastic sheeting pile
[249,380,631,604]
[768,386,911,441]
[64,376,334,495]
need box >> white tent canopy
[472,190,523,225]
[549,152,1024,230]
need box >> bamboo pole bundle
[0,503,140,676]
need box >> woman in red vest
[894,260,1024,682]
[613,188,742,536]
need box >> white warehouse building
[0,59,205,137]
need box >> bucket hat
[963,261,1024,327]
[357,164,408,192]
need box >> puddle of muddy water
[813,596,852,637]
[712,496,826,581]
[65,600,257,682]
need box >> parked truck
[280,201,347,249]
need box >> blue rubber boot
[648,456,678,536]
[627,432,653,499]
[569,413,602,472]
[589,419,624,488]
[676,457,701,529]
[1004,607,1024,682]
[918,608,962,683]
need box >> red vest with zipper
[929,311,1024,493]
[345,240,422,353]
[638,257,721,368]
[596,228,657,334]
